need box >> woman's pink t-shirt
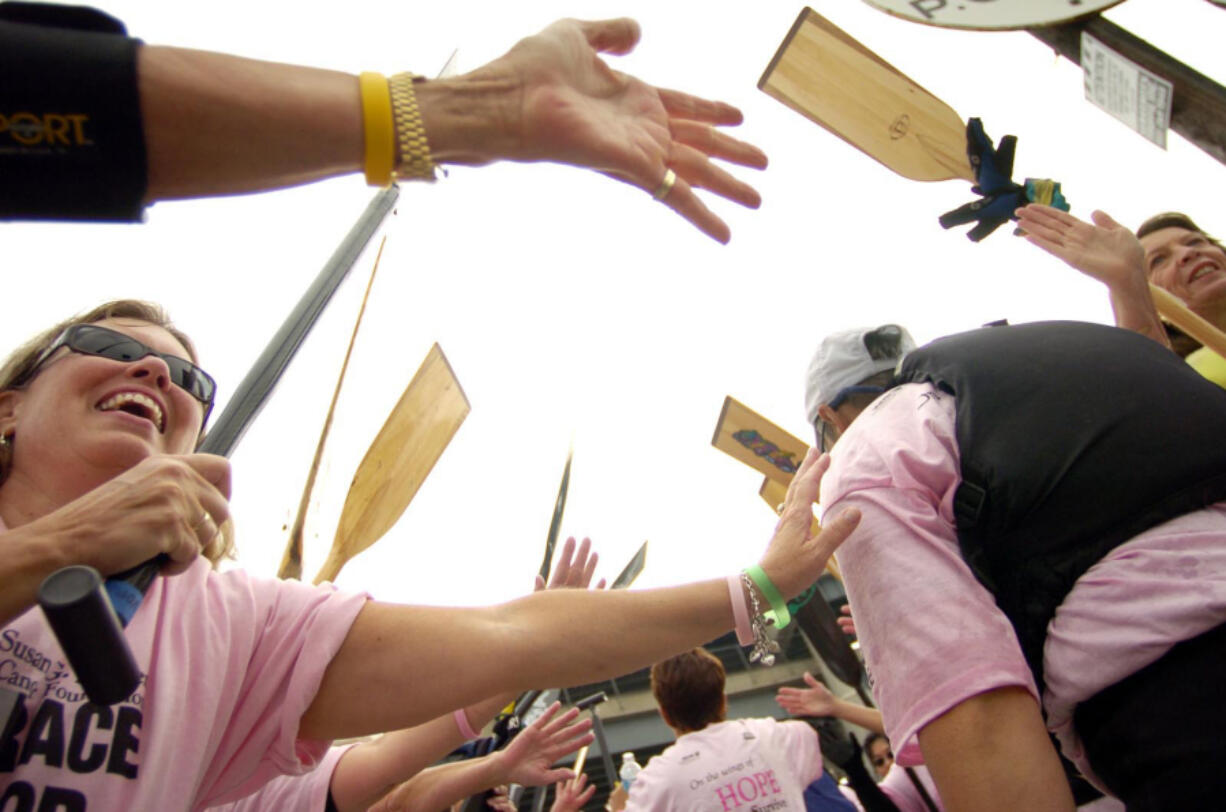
[0,555,366,811]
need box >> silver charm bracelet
[741,571,781,666]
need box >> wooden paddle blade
[712,396,810,487]
[759,7,974,183]
[314,343,470,584]
[279,237,388,580]
[794,590,865,693]
[610,542,648,590]
[759,476,789,515]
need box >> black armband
[0,2,147,220]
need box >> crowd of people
[3,2,1224,811]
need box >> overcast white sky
[7,0,1224,607]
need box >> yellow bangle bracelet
[359,71,395,187]
[388,72,437,181]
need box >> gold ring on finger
[652,168,677,201]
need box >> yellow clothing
[1187,346,1226,389]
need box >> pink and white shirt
[0,555,367,811]
[625,718,822,812]
[821,382,1226,791]
[878,763,941,812]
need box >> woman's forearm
[831,699,886,735]
[1105,272,1171,350]
[303,580,737,739]
[139,45,363,201]
[368,755,505,812]
[330,692,514,812]
[303,450,852,740]
[137,45,520,201]
[0,523,75,626]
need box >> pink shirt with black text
[0,551,367,811]
[208,744,355,812]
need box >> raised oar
[610,541,648,590]
[759,7,974,183]
[713,396,839,579]
[761,10,1226,354]
[712,396,810,487]
[1149,283,1226,360]
[313,343,470,584]
[761,7,1073,244]
[279,237,387,580]
[35,187,399,707]
[537,445,574,584]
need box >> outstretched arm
[328,535,606,811]
[301,450,860,740]
[138,18,766,242]
[776,671,885,735]
[327,693,510,812]
[1015,204,1170,349]
[368,702,593,812]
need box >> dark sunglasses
[16,324,217,409]
[871,751,894,768]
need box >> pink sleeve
[878,763,943,812]
[173,569,369,806]
[821,384,1037,768]
[776,720,822,785]
[207,744,355,812]
[625,765,665,811]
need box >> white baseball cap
[804,324,917,425]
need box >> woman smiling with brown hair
[0,300,858,810]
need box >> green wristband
[745,565,790,629]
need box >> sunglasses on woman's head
[17,324,217,408]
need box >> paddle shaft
[279,236,388,580]
[36,187,400,706]
[1149,283,1226,360]
[538,448,574,583]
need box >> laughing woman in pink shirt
[0,300,858,811]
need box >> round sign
[862,0,1127,31]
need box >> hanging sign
[862,0,1126,30]
[1081,32,1174,148]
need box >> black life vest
[894,321,1226,687]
